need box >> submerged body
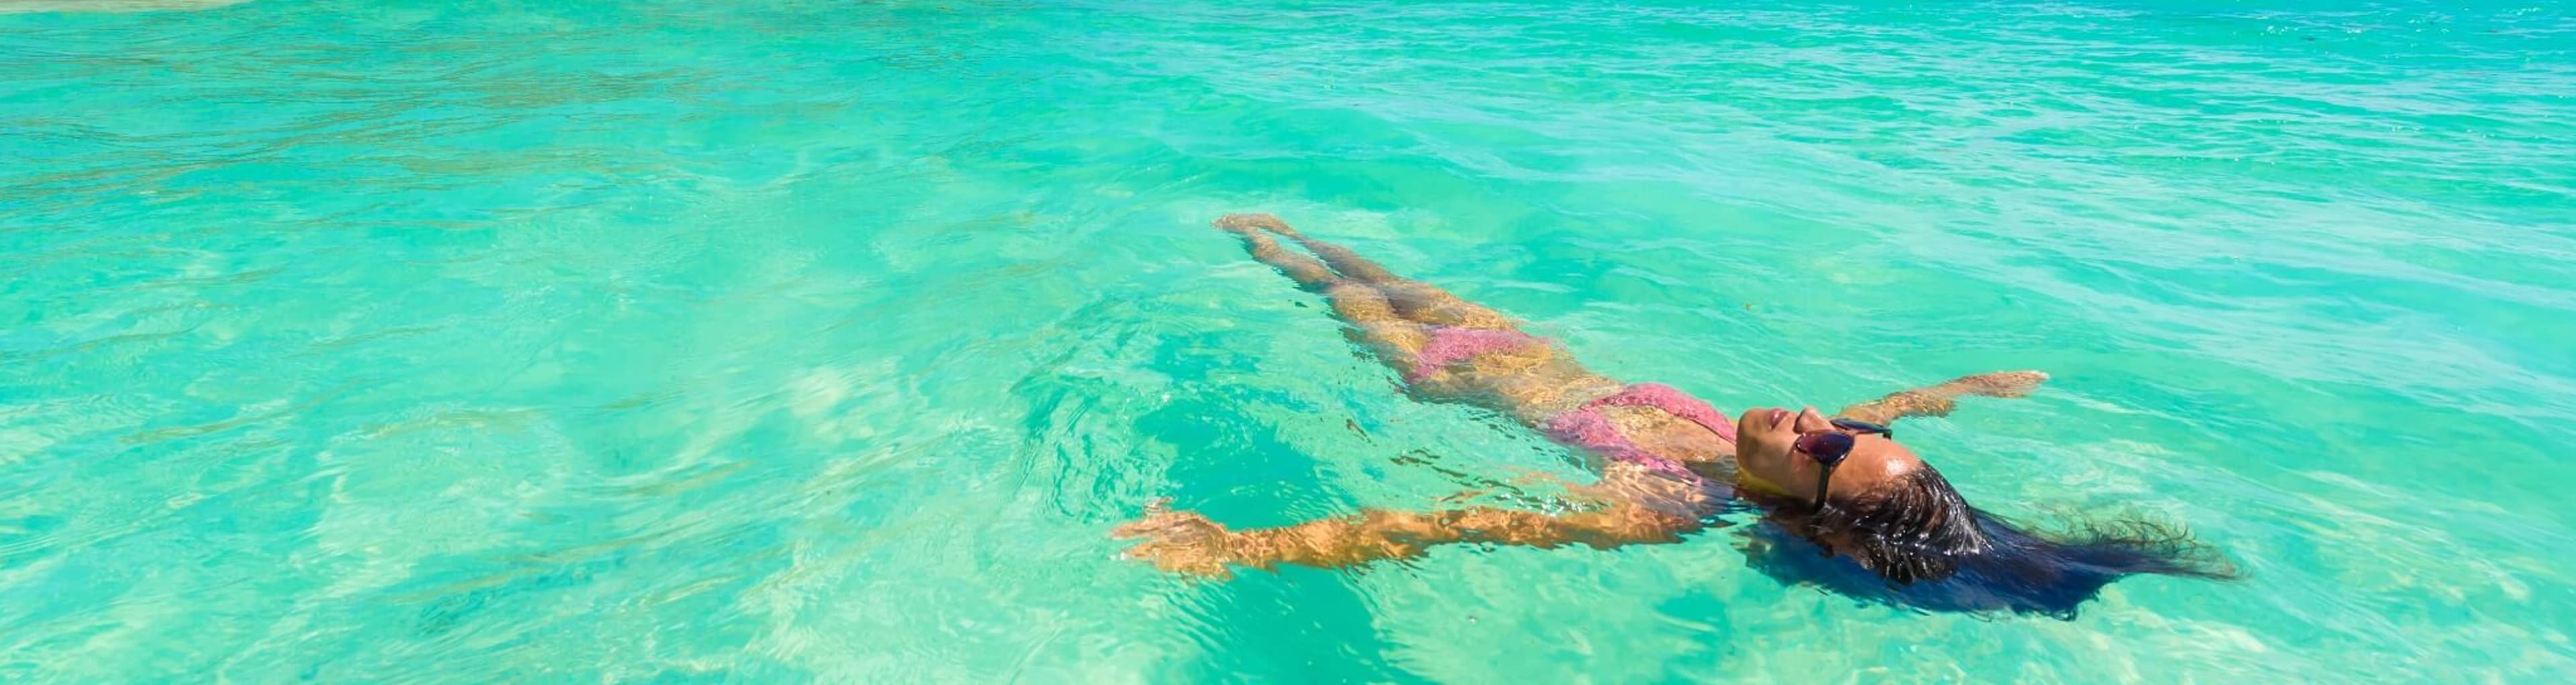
[1117,213,2229,617]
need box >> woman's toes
[1214,213,1288,231]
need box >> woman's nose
[1792,407,1833,433]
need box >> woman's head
[1730,407,2237,617]
[1733,407,1925,511]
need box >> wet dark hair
[1739,464,2237,619]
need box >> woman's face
[1734,407,1923,505]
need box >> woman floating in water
[1115,213,2235,617]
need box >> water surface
[3,0,2573,682]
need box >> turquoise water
[5,0,2573,680]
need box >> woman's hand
[1111,500,1243,578]
[1836,370,2050,425]
[1949,370,2049,398]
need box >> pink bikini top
[1542,382,1737,480]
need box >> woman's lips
[1768,408,1792,427]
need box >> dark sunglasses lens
[1831,418,1892,436]
[1796,432,1856,465]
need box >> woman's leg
[1218,219,1430,367]
[1219,213,1403,284]
[1218,216,1338,291]
[1218,213,1515,329]
[1216,214,1605,419]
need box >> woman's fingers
[1112,505,1241,579]
[1112,498,1191,539]
[1109,518,1157,539]
[1112,513,1211,540]
[1142,540,1234,578]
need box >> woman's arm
[1114,499,1701,577]
[1836,370,2049,425]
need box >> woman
[1115,213,2234,617]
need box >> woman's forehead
[1840,437,1923,488]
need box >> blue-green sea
[5,0,2573,682]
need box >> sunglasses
[1790,419,1894,511]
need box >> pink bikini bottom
[1405,325,1544,382]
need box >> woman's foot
[1214,213,1297,235]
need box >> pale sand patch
[0,0,252,13]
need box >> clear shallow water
[4,0,2573,680]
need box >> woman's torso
[1402,326,1738,479]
